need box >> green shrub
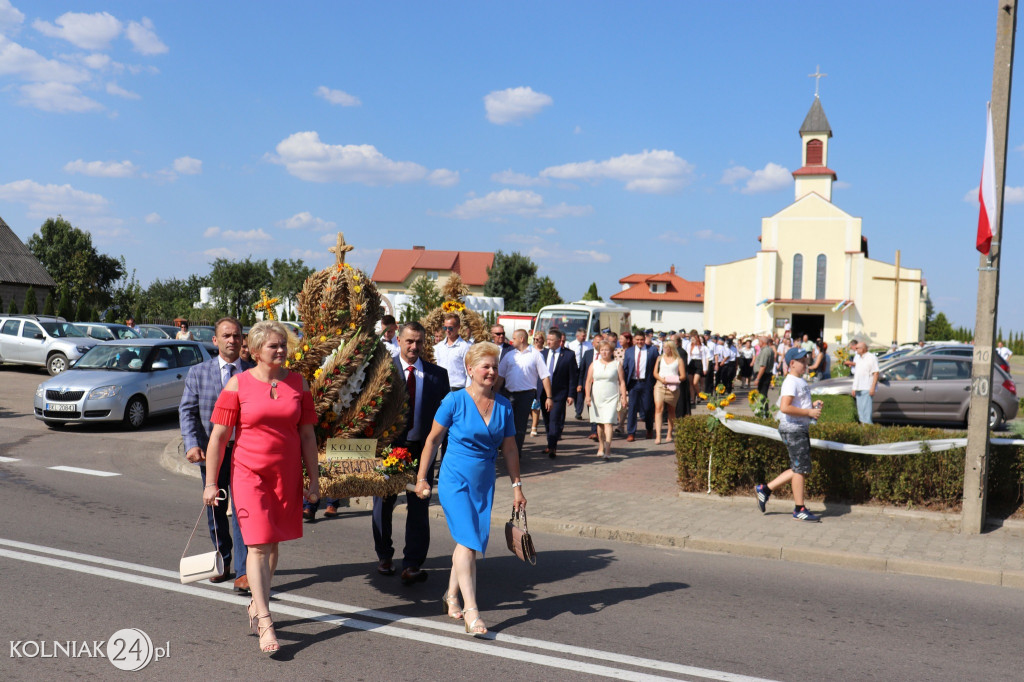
[674,415,1024,512]
[812,393,858,423]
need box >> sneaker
[793,507,820,522]
[755,484,771,513]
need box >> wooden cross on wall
[329,232,354,266]
[872,250,922,345]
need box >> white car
[0,315,98,375]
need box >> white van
[533,301,632,338]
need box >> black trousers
[508,389,534,455]
[756,370,772,397]
[372,441,434,571]
[541,397,568,450]
[199,445,247,576]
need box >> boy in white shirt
[755,347,823,522]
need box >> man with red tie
[372,321,450,584]
[621,331,659,441]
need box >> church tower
[792,97,836,202]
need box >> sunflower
[698,392,709,400]
[706,403,716,411]
[716,385,726,394]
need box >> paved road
[2,366,1024,680]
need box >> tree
[56,288,73,320]
[403,275,443,323]
[581,282,601,301]
[27,216,124,310]
[483,251,538,311]
[534,276,563,310]
[74,297,88,322]
[7,298,17,314]
[521,278,540,312]
[144,274,210,320]
[42,291,54,316]
[926,311,954,341]
[271,258,315,317]
[104,307,117,323]
[109,261,143,323]
[207,257,273,319]
[23,286,37,314]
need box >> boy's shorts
[779,427,812,475]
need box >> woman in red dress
[203,321,320,654]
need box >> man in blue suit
[373,321,450,585]
[621,332,659,441]
[179,317,253,593]
[539,328,578,458]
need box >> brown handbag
[504,508,537,565]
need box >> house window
[806,139,823,165]
[815,254,827,300]
[650,310,663,322]
[427,271,439,281]
[792,254,803,299]
[648,283,664,294]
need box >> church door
[791,314,824,341]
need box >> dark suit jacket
[577,348,596,392]
[538,347,578,401]
[621,345,660,390]
[179,357,255,454]
[393,357,449,445]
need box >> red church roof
[372,247,494,286]
[611,266,704,303]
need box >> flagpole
[963,0,1017,534]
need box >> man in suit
[566,327,592,419]
[179,317,253,594]
[539,328,578,458]
[373,321,450,585]
[577,332,603,441]
[622,331,659,442]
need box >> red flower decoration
[364,425,374,437]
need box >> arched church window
[806,139,823,165]
[816,254,827,300]
[792,254,803,300]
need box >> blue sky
[1,2,1021,332]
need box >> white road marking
[0,456,20,462]
[47,465,120,477]
[0,537,776,682]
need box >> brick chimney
[413,245,425,250]
[670,264,675,275]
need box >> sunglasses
[443,326,457,331]
[493,331,505,336]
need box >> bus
[533,301,632,339]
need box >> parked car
[185,325,218,356]
[33,339,211,429]
[137,324,179,339]
[76,322,142,341]
[905,343,1011,375]
[0,315,99,375]
[812,354,1018,428]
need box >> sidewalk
[160,401,1024,590]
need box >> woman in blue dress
[415,341,526,637]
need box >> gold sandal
[256,614,279,654]
[462,607,487,637]
[441,592,463,620]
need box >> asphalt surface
[3,365,1024,680]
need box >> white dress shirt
[434,335,471,389]
[398,356,425,440]
[383,336,400,359]
[633,346,649,380]
[499,345,550,392]
[566,339,593,367]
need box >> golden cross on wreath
[328,232,354,266]
[253,288,280,320]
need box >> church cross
[872,250,922,345]
[253,288,280,321]
[808,65,827,98]
[328,232,354,266]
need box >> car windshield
[115,327,141,339]
[140,327,168,338]
[40,322,87,338]
[74,345,152,371]
[534,310,591,338]
[191,327,215,343]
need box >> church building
[703,97,928,344]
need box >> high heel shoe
[256,614,279,654]
[463,607,487,637]
[441,592,463,620]
[247,599,258,634]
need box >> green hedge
[674,416,1024,512]
[812,393,858,423]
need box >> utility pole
[963,0,1017,534]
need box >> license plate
[46,403,77,412]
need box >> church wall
[704,258,759,334]
[853,259,924,344]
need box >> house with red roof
[610,265,704,332]
[371,246,494,297]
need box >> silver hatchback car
[33,339,210,429]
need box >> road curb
[157,436,1024,589]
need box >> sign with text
[325,438,378,475]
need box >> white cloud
[81,53,112,70]
[172,156,202,175]
[656,231,688,246]
[540,150,694,194]
[276,211,337,230]
[315,85,361,107]
[491,169,548,187]
[0,178,108,217]
[125,18,167,55]
[0,0,24,32]
[63,159,137,178]
[573,125,583,135]
[694,229,734,243]
[106,82,139,99]
[222,228,271,241]
[270,131,430,185]
[834,180,852,190]
[572,250,611,263]
[740,162,791,194]
[484,86,553,125]
[204,247,234,259]
[427,168,460,187]
[203,226,220,238]
[0,35,89,83]
[720,165,752,185]
[19,82,102,112]
[144,212,162,224]
[446,189,591,220]
[33,12,123,50]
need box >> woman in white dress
[585,341,627,458]
[652,342,682,444]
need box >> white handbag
[179,490,227,584]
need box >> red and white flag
[977,102,996,255]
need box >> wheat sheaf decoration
[419,273,490,364]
